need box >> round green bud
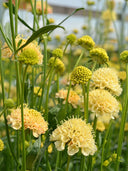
[4,98,15,108]
[120,50,128,63]
[71,66,92,85]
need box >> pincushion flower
[71,66,92,85]
[90,67,122,96]
[120,50,128,63]
[18,41,43,65]
[89,89,120,119]
[48,57,65,74]
[77,35,95,50]
[7,106,48,137]
[50,118,97,156]
[66,34,77,45]
[90,48,109,64]
[52,48,63,59]
[56,89,80,108]
[0,139,4,151]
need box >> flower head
[7,106,48,137]
[56,89,80,108]
[89,89,120,119]
[87,0,95,6]
[90,48,109,64]
[120,50,128,63]
[18,41,43,65]
[0,139,4,151]
[77,35,95,50]
[52,48,63,58]
[66,34,77,45]
[90,67,122,96]
[48,57,65,74]
[50,118,97,156]
[71,66,92,85]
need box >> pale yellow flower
[89,89,120,119]
[90,67,122,96]
[50,118,97,156]
[7,106,48,137]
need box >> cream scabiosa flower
[90,67,122,96]
[50,118,97,156]
[89,89,119,119]
[7,106,48,137]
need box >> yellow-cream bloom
[89,89,119,119]
[7,106,48,137]
[50,118,97,156]
[56,89,80,108]
[90,67,122,96]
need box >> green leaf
[15,25,65,53]
[48,7,84,35]
[5,2,35,32]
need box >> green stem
[8,60,12,98]
[57,72,59,92]
[41,0,45,26]
[115,63,128,171]
[66,155,71,171]
[55,151,60,171]
[21,65,28,171]
[15,0,18,36]
[0,48,19,166]
[39,35,47,110]
[63,42,69,55]
[30,0,40,29]
[74,50,84,68]
[80,155,85,171]
[82,84,87,120]
[101,120,113,171]
[86,81,90,122]
[31,67,34,108]
[45,70,54,120]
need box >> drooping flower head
[52,48,63,58]
[66,34,77,45]
[90,48,109,64]
[77,35,95,51]
[71,66,92,85]
[7,106,48,137]
[50,118,97,156]
[89,89,120,119]
[120,50,128,63]
[0,139,4,151]
[55,89,80,108]
[48,57,65,74]
[90,67,122,96]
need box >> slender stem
[82,84,87,120]
[80,155,85,171]
[101,120,113,171]
[15,0,18,36]
[86,81,90,122]
[9,0,16,51]
[0,48,19,166]
[63,42,69,56]
[41,0,45,26]
[21,65,28,171]
[55,151,60,171]
[31,67,34,108]
[45,70,54,120]
[39,35,47,110]
[115,63,128,171]
[74,50,84,68]
[30,0,40,29]
[66,155,71,171]
[8,60,12,98]
[57,72,59,92]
